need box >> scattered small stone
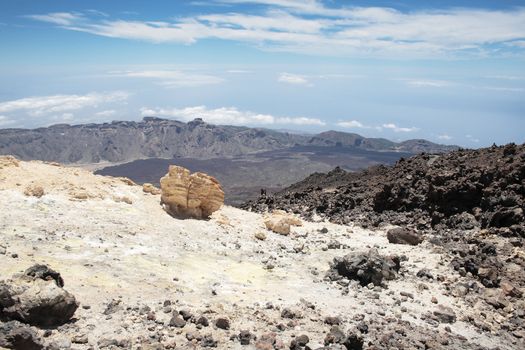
[201,335,217,347]
[239,330,255,345]
[71,334,89,344]
[215,317,230,330]
[290,334,309,349]
[416,269,434,279]
[255,232,267,241]
[179,309,193,321]
[195,315,209,327]
[281,308,299,319]
[98,338,119,348]
[433,306,456,323]
[325,316,342,325]
[169,315,186,328]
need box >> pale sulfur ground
[0,157,509,349]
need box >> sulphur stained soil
[0,158,520,349]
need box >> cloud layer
[141,106,326,126]
[108,70,224,87]
[0,92,128,116]
[0,92,129,126]
[337,120,419,133]
[27,1,525,58]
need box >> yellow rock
[0,155,20,169]
[143,183,161,195]
[254,231,267,240]
[24,184,45,198]
[263,210,302,235]
[160,165,224,219]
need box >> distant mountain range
[0,117,457,163]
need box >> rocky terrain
[96,146,415,206]
[243,143,525,348]
[0,150,524,349]
[0,117,456,164]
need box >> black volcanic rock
[326,249,401,286]
[243,143,525,236]
[0,117,456,164]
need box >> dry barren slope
[0,156,521,349]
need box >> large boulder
[386,227,423,245]
[326,249,401,286]
[263,210,302,235]
[0,265,78,327]
[160,165,224,219]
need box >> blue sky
[0,1,524,147]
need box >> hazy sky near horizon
[0,0,524,147]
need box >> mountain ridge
[0,117,457,164]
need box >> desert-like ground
[0,157,520,349]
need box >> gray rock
[387,227,423,245]
[215,317,230,330]
[169,315,186,328]
[326,249,401,286]
[0,265,78,327]
[0,321,44,350]
[239,330,255,345]
[433,306,456,323]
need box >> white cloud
[338,120,419,133]
[278,73,311,85]
[108,70,224,87]
[382,123,419,133]
[27,5,525,58]
[437,134,452,140]
[95,109,117,117]
[27,12,81,26]
[0,91,129,117]
[480,86,525,92]
[406,80,451,88]
[227,69,251,74]
[337,120,368,128]
[140,106,325,126]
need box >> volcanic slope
[244,143,525,348]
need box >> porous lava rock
[326,249,401,286]
[0,265,78,327]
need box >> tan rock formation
[160,165,224,219]
[143,183,161,195]
[263,210,302,235]
[24,184,45,198]
[0,156,20,169]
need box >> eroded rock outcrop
[263,210,302,235]
[0,265,78,327]
[160,165,224,219]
